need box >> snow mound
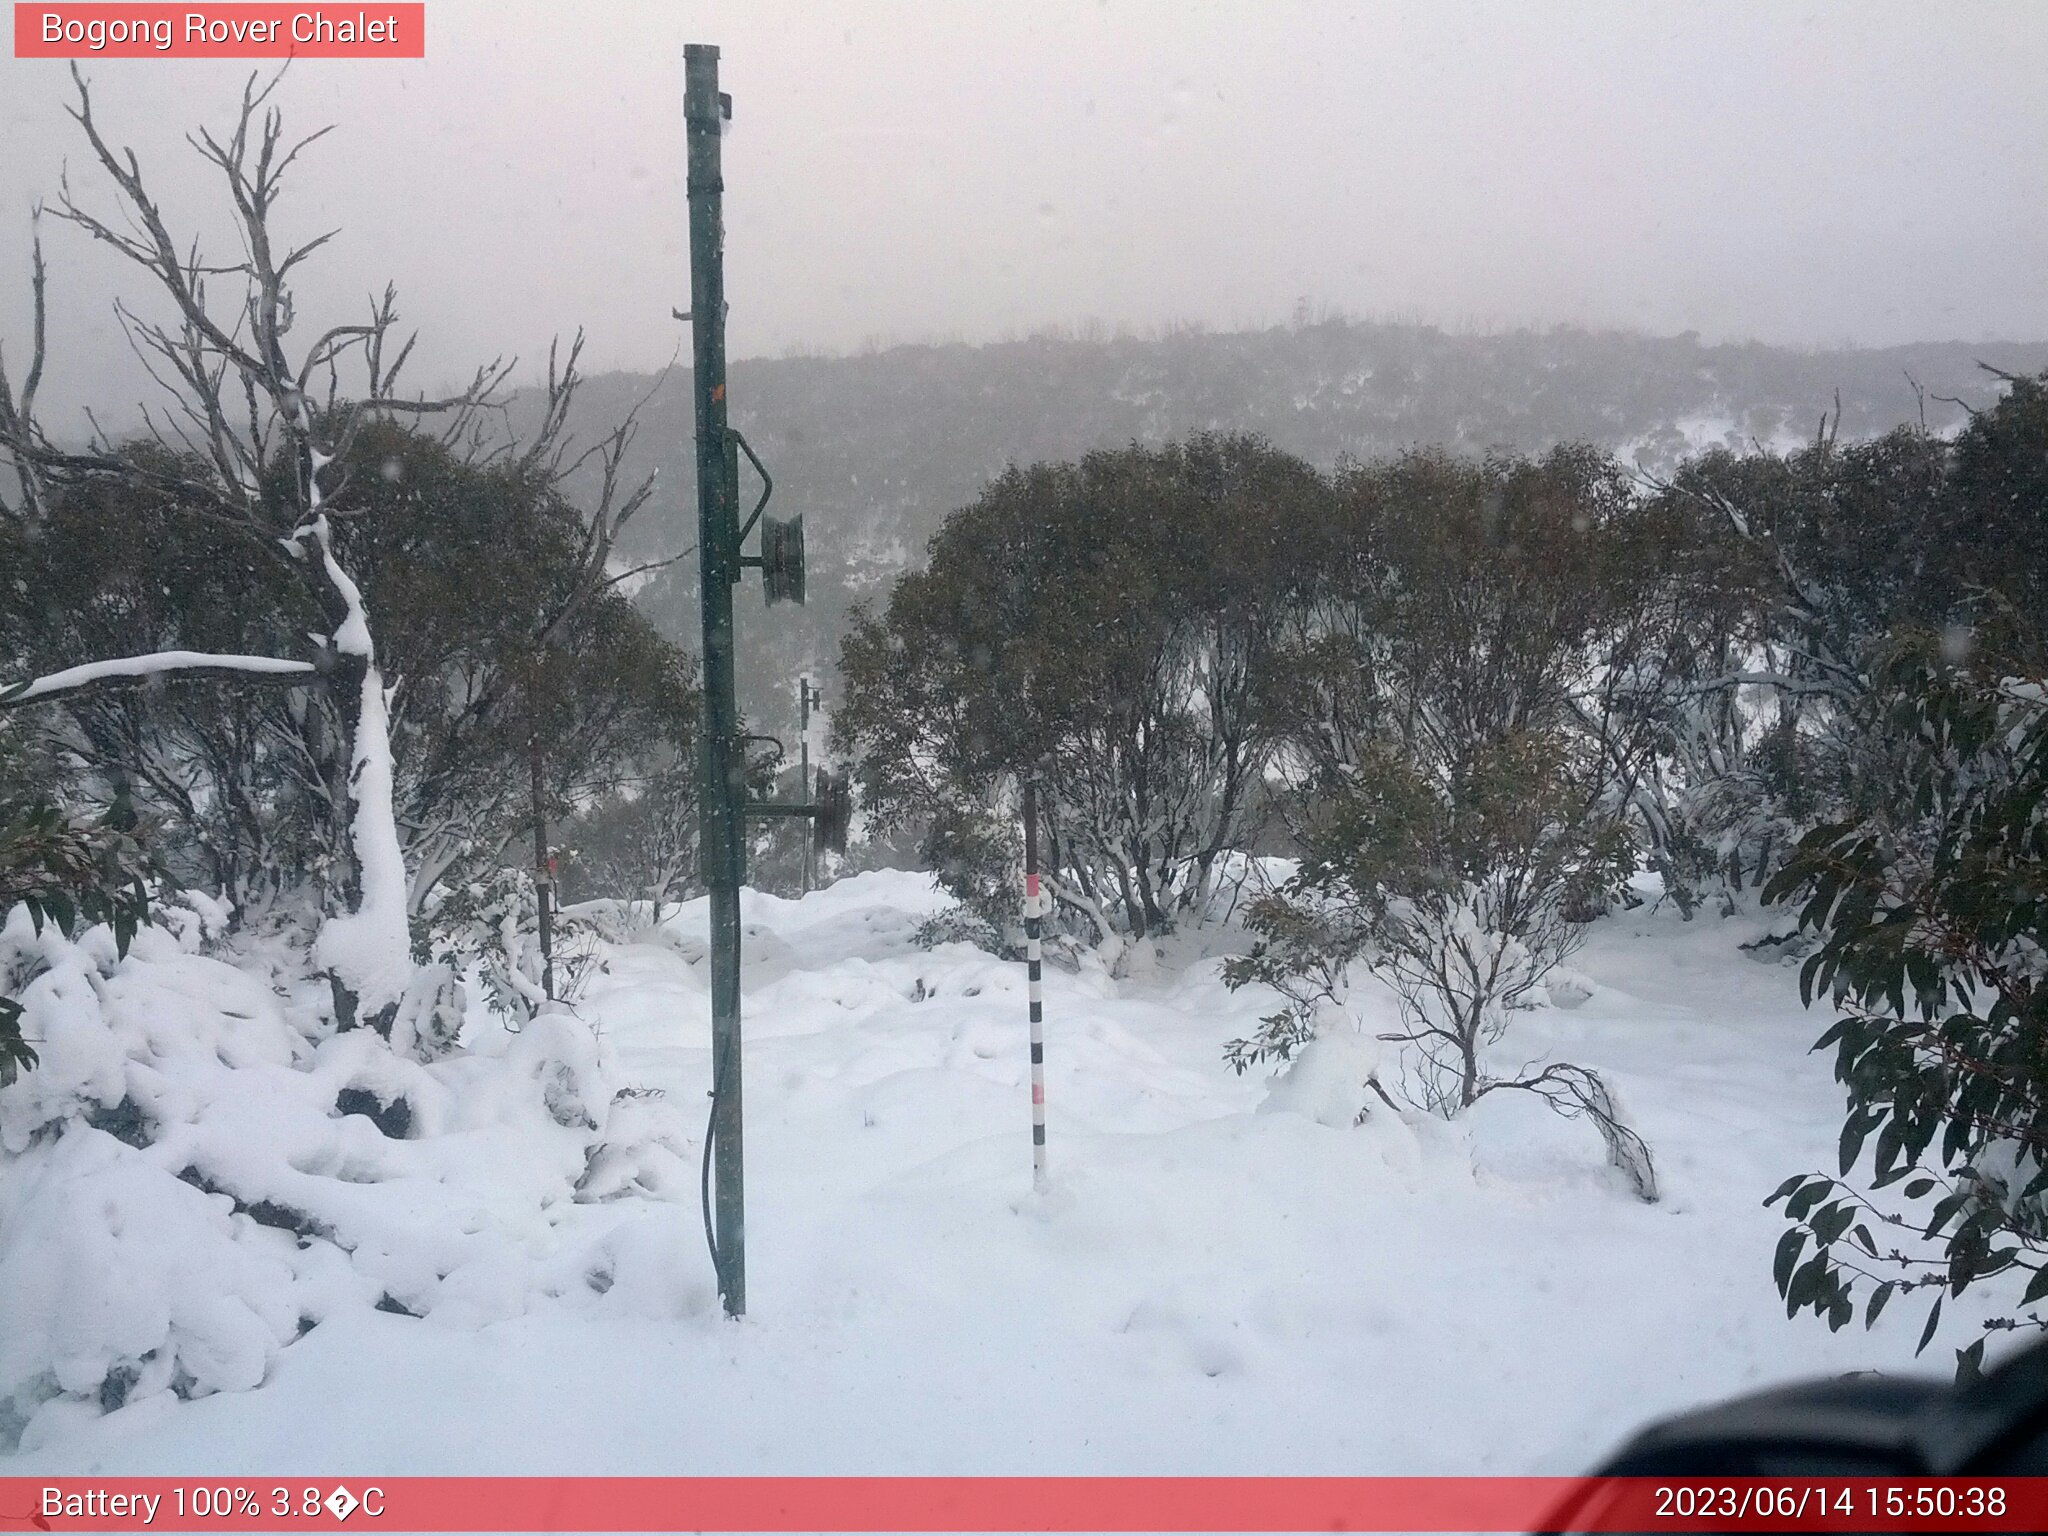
[1258,1029,1384,1129]
[1545,968,1598,1008]
[0,901,695,1451]
[0,872,1943,1479]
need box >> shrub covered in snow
[0,789,158,1086]
[1227,734,1656,1200]
[0,900,700,1452]
[425,866,605,1026]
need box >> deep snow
[0,870,1974,1475]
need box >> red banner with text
[14,4,424,58]
[3,1476,2048,1532]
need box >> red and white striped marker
[1023,778,1049,1193]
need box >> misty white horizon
[2,0,2044,417]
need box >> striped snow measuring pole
[1023,776,1049,1192]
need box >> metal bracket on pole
[744,773,852,857]
[733,429,774,545]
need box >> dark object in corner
[1542,1336,2048,1531]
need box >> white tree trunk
[301,508,413,1018]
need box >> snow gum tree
[0,70,665,1028]
[1633,379,2048,917]
[835,434,1322,956]
[1,423,692,926]
[1230,446,1657,1197]
[1750,380,2048,1373]
[0,71,493,1023]
[1636,433,1932,914]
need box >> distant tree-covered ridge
[519,318,2048,739]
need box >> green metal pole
[686,42,746,1319]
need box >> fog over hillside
[528,317,2048,738]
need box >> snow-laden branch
[0,649,317,712]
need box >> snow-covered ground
[2,871,1958,1476]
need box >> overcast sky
[3,0,2044,417]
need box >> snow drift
[0,897,698,1452]
[0,872,1964,1477]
